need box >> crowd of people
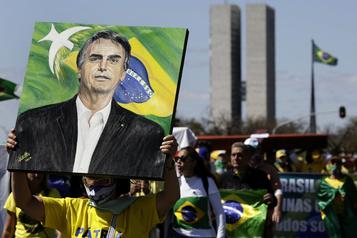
[270,147,357,176]
[197,138,357,238]
[2,128,357,237]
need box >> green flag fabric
[317,175,357,238]
[0,78,19,101]
[173,196,211,230]
[220,189,267,238]
[313,41,338,66]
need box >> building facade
[246,4,276,123]
[210,4,241,123]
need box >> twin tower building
[210,4,275,124]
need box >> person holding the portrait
[6,132,180,238]
[9,30,165,177]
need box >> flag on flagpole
[0,78,19,101]
[313,41,338,66]
[220,189,268,237]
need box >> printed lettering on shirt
[74,227,122,237]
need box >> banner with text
[275,173,327,238]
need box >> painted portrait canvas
[7,22,188,178]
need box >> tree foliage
[328,117,357,154]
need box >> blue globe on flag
[181,205,198,223]
[114,56,154,104]
[322,53,330,60]
[223,200,243,224]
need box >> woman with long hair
[171,147,225,238]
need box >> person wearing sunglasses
[170,147,225,238]
[6,131,179,238]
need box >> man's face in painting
[79,39,127,96]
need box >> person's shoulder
[48,188,61,198]
[342,174,355,185]
[4,192,16,212]
[219,170,237,188]
[221,169,234,178]
[42,195,87,206]
[65,197,88,206]
[4,192,14,206]
[207,176,219,191]
[219,170,234,183]
[132,194,157,208]
[321,175,329,181]
[258,163,281,179]
[260,162,279,172]
[137,193,157,200]
[17,98,73,121]
[247,167,268,179]
[207,176,217,185]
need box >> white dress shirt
[72,97,111,173]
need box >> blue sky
[0,0,356,141]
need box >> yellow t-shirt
[301,161,325,173]
[150,181,164,194]
[4,189,60,238]
[43,194,163,238]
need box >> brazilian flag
[313,41,338,66]
[173,196,211,230]
[220,189,267,238]
[317,175,357,238]
[0,77,19,101]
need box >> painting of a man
[8,25,188,178]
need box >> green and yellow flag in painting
[0,77,19,101]
[173,196,211,230]
[313,41,338,66]
[317,176,357,238]
[220,189,267,238]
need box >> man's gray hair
[231,142,245,150]
[76,30,131,70]
[231,141,256,155]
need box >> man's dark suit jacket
[8,96,166,178]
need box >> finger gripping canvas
[8,22,188,179]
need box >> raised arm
[156,135,179,219]
[11,172,45,222]
[6,130,45,223]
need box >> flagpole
[310,40,317,133]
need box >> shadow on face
[230,146,249,172]
[175,149,197,177]
[82,176,114,188]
